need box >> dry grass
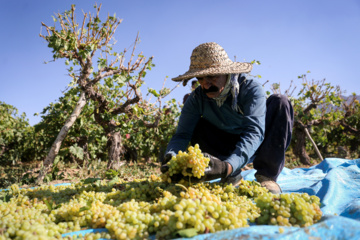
[0,159,161,189]
[1,151,322,189]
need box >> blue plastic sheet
[61,228,108,238]
[186,215,360,240]
[0,182,72,192]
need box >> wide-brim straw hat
[172,42,253,82]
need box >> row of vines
[1,76,359,166]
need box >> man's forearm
[226,162,233,176]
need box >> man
[161,42,294,194]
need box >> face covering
[213,74,246,114]
[202,85,219,94]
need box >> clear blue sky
[1,0,359,126]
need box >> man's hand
[160,152,231,183]
[202,153,230,181]
[160,152,174,173]
[160,152,183,183]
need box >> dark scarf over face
[202,85,219,94]
[202,74,245,114]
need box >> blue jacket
[166,74,266,176]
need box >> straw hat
[172,42,253,82]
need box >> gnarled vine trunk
[107,130,124,170]
[78,136,90,168]
[36,91,87,184]
[293,125,311,165]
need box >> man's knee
[268,94,290,107]
[267,94,293,117]
[266,94,294,127]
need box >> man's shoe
[255,174,282,194]
[220,173,243,187]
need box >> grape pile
[255,191,322,227]
[0,147,323,239]
[0,177,322,240]
[161,144,210,183]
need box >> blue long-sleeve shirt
[166,74,266,176]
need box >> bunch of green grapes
[236,179,269,198]
[190,182,261,222]
[0,195,68,239]
[163,144,210,182]
[255,192,322,227]
[154,183,258,239]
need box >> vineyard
[1,3,360,240]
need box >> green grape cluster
[162,144,210,183]
[255,192,322,227]
[152,183,257,239]
[0,195,69,239]
[0,176,323,240]
[237,179,269,198]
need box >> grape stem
[175,184,188,192]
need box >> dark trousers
[191,94,294,181]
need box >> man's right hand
[160,152,184,182]
[160,152,230,183]
[160,152,174,173]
